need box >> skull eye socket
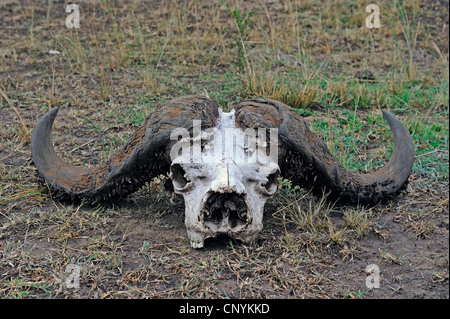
[171,164,190,190]
[262,171,279,194]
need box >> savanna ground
[0,0,448,300]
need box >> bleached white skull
[169,109,280,248]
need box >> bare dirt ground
[0,0,448,300]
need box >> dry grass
[242,69,320,108]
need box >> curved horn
[31,95,219,203]
[235,98,415,204]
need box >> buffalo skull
[31,95,414,248]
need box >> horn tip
[49,107,59,117]
[381,110,392,118]
[381,110,399,127]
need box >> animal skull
[169,109,280,248]
[31,95,415,248]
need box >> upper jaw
[202,192,249,233]
[186,190,263,249]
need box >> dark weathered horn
[31,95,219,203]
[234,98,415,204]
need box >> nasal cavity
[203,193,248,230]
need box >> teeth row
[202,208,247,221]
[190,240,204,249]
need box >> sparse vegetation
[0,0,448,299]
